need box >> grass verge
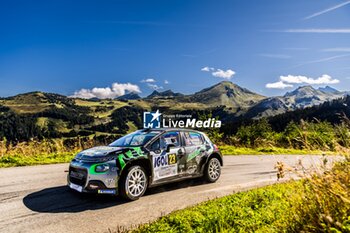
[135,158,350,233]
[219,145,337,156]
[0,145,337,168]
[0,152,76,168]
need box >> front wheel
[119,165,148,201]
[203,157,221,183]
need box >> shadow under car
[23,177,206,213]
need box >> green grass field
[0,145,336,168]
[0,143,339,168]
[135,158,350,232]
[135,181,304,233]
[219,145,337,156]
[0,152,76,167]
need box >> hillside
[0,82,347,142]
[0,92,77,113]
[268,95,350,132]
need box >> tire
[119,165,148,201]
[203,157,221,183]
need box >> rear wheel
[119,165,148,201]
[204,157,221,183]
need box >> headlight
[95,164,110,173]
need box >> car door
[149,131,185,182]
[182,131,206,175]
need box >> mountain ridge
[1,82,346,118]
[245,85,346,118]
[146,89,184,98]
[1,81,348,142]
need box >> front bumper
[67,160,119,195]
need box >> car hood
[79,146,124,156]
[74,146,127,162]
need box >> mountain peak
[297,85,316,92]
[217,80,233,85]
[318,86,340,94]
[116,92,141,100]
[213,81,237,89]
[192,81,265,108]
[146,89,183,98]
[284,85,317,97]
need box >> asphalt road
[0,155,337,233]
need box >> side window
[160,131,180,149]
[184,132,204,146]
[150,139,160,151]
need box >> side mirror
[166,144,176,152]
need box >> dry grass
[131,156,349,233]
[0,137,110,167]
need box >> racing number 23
[168,153,177,165]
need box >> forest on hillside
[1,95,350,143]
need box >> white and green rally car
[68,128,223,201]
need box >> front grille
[69,166,87,186]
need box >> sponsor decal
[154,154,168,167]
[69,183,83,192]
[98,189,116,194]
[187,165,197,174]
[143,110,221,129]
[168,153,177,165]
[154,153,177,168]
[153,154,178,180]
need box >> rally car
[68,128,223,201]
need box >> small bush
[235,118,274,148]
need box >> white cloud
[303,1,350,20]
[283,28,350,33]
[266,74,340,89]
[265,81,293,89]
[71,82,141,99]
[322,47,350,52]
[280,74,339,85]
[141,78,156,83]
[147,83,163,90]
[202,66,236,79]
[201,66,214,72]
[212,69,236,79]
[164,80,169,84]
[112,83,141,95]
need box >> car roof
[140,128,204,134]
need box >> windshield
[109,130,160,147]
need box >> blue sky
[1,0,350,98]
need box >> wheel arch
[119,158,153,182]
[207,152,223,166]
